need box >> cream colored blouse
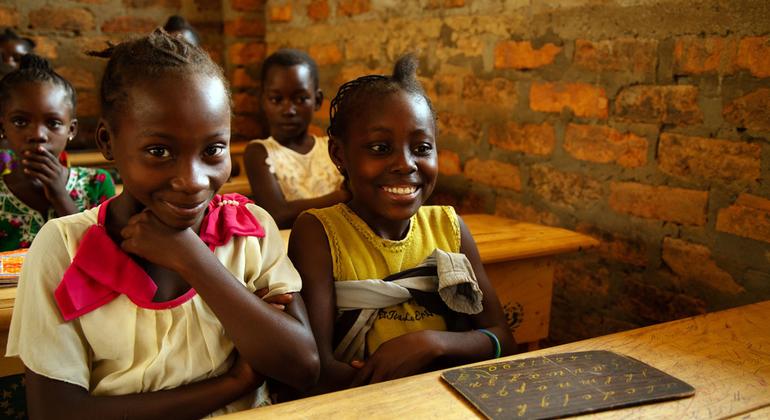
[251,136,343,201]
[6,203,301,416]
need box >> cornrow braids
[0,53,76,113]
[327,54,435,141]
[88,28,228,129]
[260,48,320,90]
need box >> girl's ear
[314,89,324,112]
[95,119,114,161]
[328,136,345,175]
[68,118,79,141]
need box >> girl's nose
[170,160,210,193]
[391,149,417,174]
[282,101,297,116]
[28,124,48,143]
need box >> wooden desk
[221,300,770,419]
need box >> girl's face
[98,74,231,230]
[261,64,321,142]
[332,90,438,226]
[0,39,30,70]
[1,81,76,162]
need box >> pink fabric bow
[54,193,265,321]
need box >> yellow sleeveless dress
[306,203,461,356]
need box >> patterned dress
[0,167,115,251]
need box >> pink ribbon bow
[54,193,265,321]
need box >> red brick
[308,43,342,65]
[224,17,265,38]
[555,261,611,298]
[662,237,744,294]
[77,91,100,117]
[269,4,292,22]
[614,85,702,125]
[736,36,770,78]
[530,165,602,209]
[716,193,770,244]
[194,0,221,9]
[29,7,95,32]
[307,0,330,21]
[0,6,19,27]
[29,36,58,60]
[438,150,461,176]
[575,223,647,267]
[462,75,516,110]
[494,40,561,70]
[437,112,481,144]
[55,66,96,89]
[231,68,258,88]
[233,92,260,114]
[74,36,111,55]
[337,0,370,16]
[658,133,761,183]
[232,115,263,140]
[464,158,521,191]
[488,122,555,156]
[228,42,267,66]
[722,88,770,132]
[101,16,156,33]
[495,198,560,226]
[123,0,181,7]
[621,277,706,324]
[315,99,330,122]
[673,36,737,75]
[563,124,647,168]
[609,182,707,226]
[231,0,262,12]
[529,82,608,119]
[574,38,657,75]
[457,191,489,214]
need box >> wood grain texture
[220,300,770,419]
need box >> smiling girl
[0,54,114,251]
[289,55,515,394]
[7,30,318,418]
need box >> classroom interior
[0,0,768,418]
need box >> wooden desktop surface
[221,299,770,419]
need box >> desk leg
[483,256,555,351]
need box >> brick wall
[0,0,268,146]
[265,0,770,344]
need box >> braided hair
[163,15,201,46]
[88,28,228,129]
[0,29,35,50]
[0,53,76,113]
[260,48,320,90]
[327,54,435,141]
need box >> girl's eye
[269,96,281,104]
[10,117,27,128]
[294,96,310,104]
[368,143,390,154]
[146,146,171,158]
[414,143,434,155]
[204,144,227,157]
[47,120,64,129]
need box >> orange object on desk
[0,249,26,284]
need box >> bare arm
[351,215,516,385]
[25,354,259,420]
[289,213,358,394]
[244,142,348,229]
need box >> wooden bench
[220,300,770,419]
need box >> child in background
[163,15,201,46]
[0,54,115,251]
[244,49,348,229]
[7,30,318,418]
[289,55,515,394]
[0,29,35,75]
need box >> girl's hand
[350,330,441,386]
[226,352,263,393]
[256,287,293,310]
[22,147,70,204]
[120,209,203,271]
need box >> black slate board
[441,350,694,419]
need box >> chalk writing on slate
[441,350,694,419]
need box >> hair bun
[392,53,419,84]
[19,54,52,72]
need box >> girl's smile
[333,90,437,240]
